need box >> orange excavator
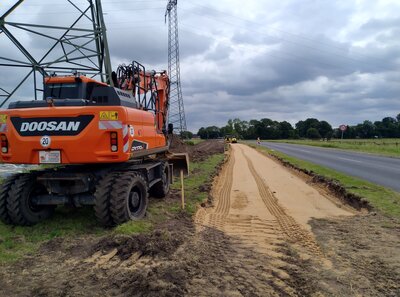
[0,61,187,226]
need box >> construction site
[0,1,399,296]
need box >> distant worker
[257,137,261,145]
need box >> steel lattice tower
[0,0,113,108]
[165,0,187,133]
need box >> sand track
[242,147,321,254]
[197,144,351,254]
[193,143,357,295]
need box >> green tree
[360,120,376,138]
[278,121,294,139]
[197,126,221,139]
[233,118,248,138]
[197,127,206,139]
[306,127,321,139]
[318,120,333,138]
[180,131,193,139]
[296,118,320,138]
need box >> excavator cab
[43,74,100,100]
[9,74,137,110]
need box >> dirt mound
[114,227,318,297]
[93,214,193,260]
[169,134,225,162]
[189,140,224,162]
[169,134,188,154]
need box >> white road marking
[296,149,313,154]
[336,157,362,163]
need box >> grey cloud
[108,24,212,68]
[204,44,233,61]
[360,17,400,32]
[1,0,400,135]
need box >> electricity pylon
[165,0,187,133]
[0,0,112,108]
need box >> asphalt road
[258,142,400,192]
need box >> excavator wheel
[0,174,22,224]
[110,172,148,224]
[7,174,54,226]
[94,172,118,227]
[150,162,170,198]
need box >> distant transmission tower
[0,0,112,108]
[165,0,187,133]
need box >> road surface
[259,142,400,192]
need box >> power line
[183,2,392,67]
[1,1,393,75]
[178,16,369,72]
[180,23,396,84]
[178,23,360,73]
[8,0,166,6]
[3,0,393,69]
[7,7,166,15]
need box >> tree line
[189,114,400,140]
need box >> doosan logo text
[20,121,81,132]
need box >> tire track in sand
[241,148,321,255]
[195,147,302,295]
[214,153,234,215]
[199,152,235,229]
[198,147,287,255]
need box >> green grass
[0,207,105,262]
[183,139,204,146]
[188,138,204,145]
[267,138,400,157]
[171,153,225,215]
[114,221,153,235]
[0,153,225,263]
[249,144,400,219]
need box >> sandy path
[197,143,353,256]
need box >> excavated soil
[169,136,225,162]
[189,140,225,161]
[1,143,399,296]
[169,135,189,155]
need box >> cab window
[44,83,79,99]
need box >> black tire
[110,172,148,224]
[150,162,170,198]
[7,174,54,226]
[94,172,118,227]
[0,174,21,224]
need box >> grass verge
[267,139,400,157]
[184,138,204,146]
[0,207,105,263]
[0,153,225,263]
[170,153,225,215]
[249,144,400,219]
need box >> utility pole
[165,0,187,134]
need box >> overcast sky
[1,0,400,132]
